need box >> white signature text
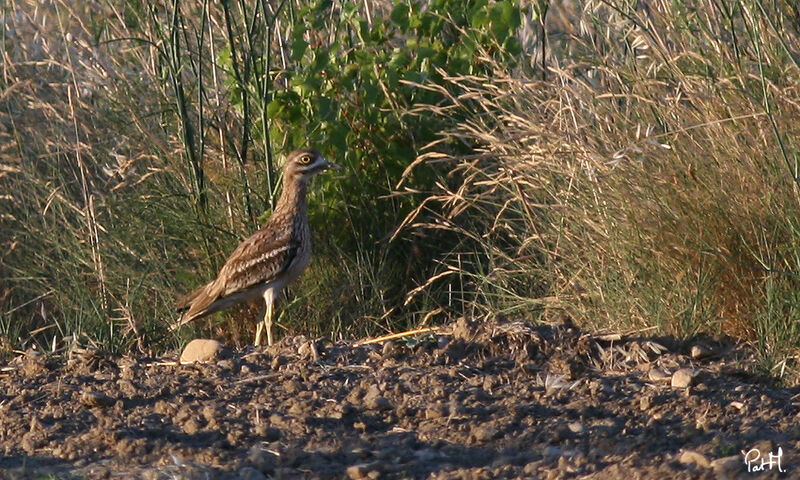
[743,447,785,473]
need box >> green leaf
[267,99,284,118]
[391,3,410,32]
[388,48,411,70]
[317,97,336,122]
[291,33,308,62]
[488,0,520,41]
[341,0,358,19]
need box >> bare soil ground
[1,317,797,479]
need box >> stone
[81,391,115,408]
[365,395,392,411]
[297,341,319,361]
[346,463,381,479]
[678,450,710,468]
[524,462,540,475]
[690,344,713,359]
[710,455,741,479]
[471,425,499,442]
[182,418,200,435]
[180,339,228,364]
[671,368,698,388]
[567,422,585,434]
[648,367,671,382]
[381,341,397,357]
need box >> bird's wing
[171,224,299,329]
[175,281,213,312]
[217,226,300,297]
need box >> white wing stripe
[234,245,291,274]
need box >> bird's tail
[171,281,219,331]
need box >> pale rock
[678,450,710,469]
[180,339,227,364]
[671,368,698,388]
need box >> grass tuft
[396,0,800,383]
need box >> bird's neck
[274,174,308,216]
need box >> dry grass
[0,0,301,352]
[396,0,800,382]
[4,0,800,383]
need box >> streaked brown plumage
[172,148,342,346]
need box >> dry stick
[354,327,441,347]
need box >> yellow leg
[254,295,274,346]
[265,299,273,346]
[254,320,263,346]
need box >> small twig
[592,325,659,341]
[235,374,273,384]
[354,327,441,346]
[2,290,54,317]
[145,361,180,367]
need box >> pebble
[729,401,745,411]
[523,462,540,475]
[81,391,115,408]
[690,344,712,359]
[567,422,585,434]
[381,341,397,357]
[270,355,285,370]
[671,368,697,388]
[182,418,200,435]
[297,341,319,361]
[678,450,710,468]
[648,367,671,382]
[365,395,392,411]
[471,425,499,442]
[710,455,741,479]
[180,339,227,364]
[346,463,381,479]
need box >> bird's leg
[254,318,264,347]
[265,299,274,346]
[255,292,274,346]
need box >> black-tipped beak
[326,161,344,171]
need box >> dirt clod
[80,391,115,408]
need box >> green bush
[0,0,525,352]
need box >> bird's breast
[286,218,312,283]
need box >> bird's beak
[326,161,344,171]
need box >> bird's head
[284,149,343,181]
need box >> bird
[171,148,342,346]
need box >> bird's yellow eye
[299,154,313,164]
